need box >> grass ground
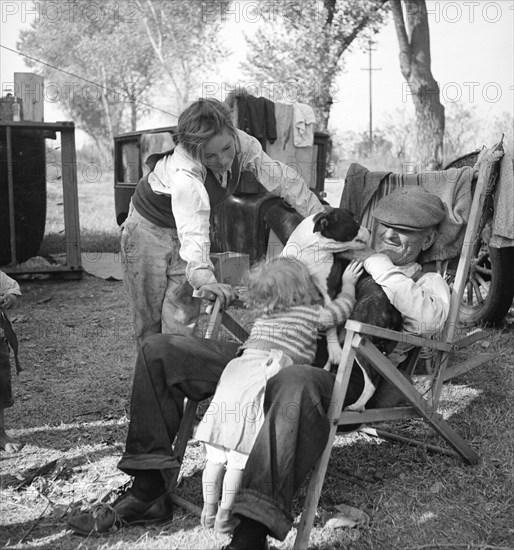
[39,164,121,255]
[1,156,513,550]
[1,277,512,550]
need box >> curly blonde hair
[244,257,321,315]
[175,98,238,160]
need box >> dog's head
[312,208,360,243]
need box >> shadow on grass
[287,337,513,548]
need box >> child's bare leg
[215,465,244,533]
[220,467,244,511]
[201,460,225,528]
[0,409,22,453]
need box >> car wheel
[459,245,514,326]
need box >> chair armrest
[344,320,454,352]
[453,328,487,349]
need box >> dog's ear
[312,212,328,233]
[313,216,328,233]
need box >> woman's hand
[195,283,236,308]
[0,293,18,310]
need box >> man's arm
[334,246,375,262]
[364,254,450,336]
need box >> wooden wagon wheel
[445,141,514,326]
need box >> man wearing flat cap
[362,186,450,344]
[68,189,450,550]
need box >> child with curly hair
[195,256,363,533]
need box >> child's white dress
[195,296,355,455]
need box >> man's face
[375,223,435,266]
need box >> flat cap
[372,187,446,231]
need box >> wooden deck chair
[293,141,505,549]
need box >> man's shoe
[221,517,269,550]
[221,541,269,550]
[113,490,173,525]
[67,490,173,536]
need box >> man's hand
[334,246,375,262]
[195,283,236,308]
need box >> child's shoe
[215,507,239,534]
[201,502,218,529]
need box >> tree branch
[337,0,389,53]
[391,0,412,79]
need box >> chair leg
[357,337,480,465]
[294,424,339,550]
[169,398,199,490]
[294,330,359,550]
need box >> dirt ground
[1,273,513,550]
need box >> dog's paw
[344,404,365,412]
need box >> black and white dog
[283,207,402,410]
[282,207,369,367]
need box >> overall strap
[204,153,242,207]
[410,267,424,282]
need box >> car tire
[459,246,514,326]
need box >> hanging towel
[293,103,316,147]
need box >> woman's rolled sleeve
[171,172,217,289]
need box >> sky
[1,0,513,141]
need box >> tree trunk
[100,64,115,152]
[391,0,444,169]
[316,70,335,132]
[130,96,137,131]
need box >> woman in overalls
[121,98,324,346]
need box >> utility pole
[361,39,382,155]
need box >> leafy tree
[382,108,416,161]
[18,0,225,157]
[443,103,480,163]
[484,111,513,151]
[18,0,157,157]
[241,0,389,131]
[390,0,445,169]
[134,0,226,112]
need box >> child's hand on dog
[342,260,364,286]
